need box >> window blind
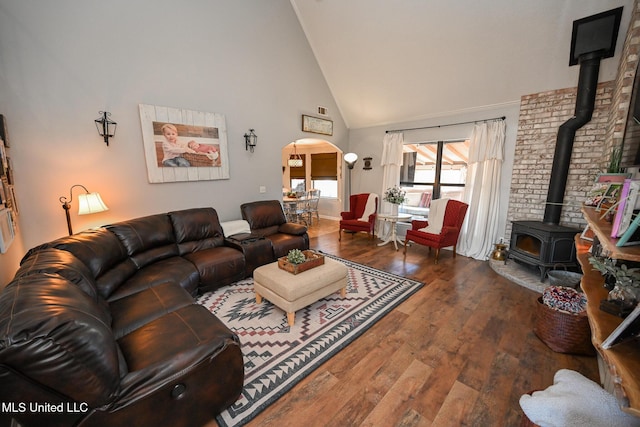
[311,153,337,180]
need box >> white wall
[347,103,522,244]
[0,0,348,286]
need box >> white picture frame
[139,104,230,183]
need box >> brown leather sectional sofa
[0,202,308,427]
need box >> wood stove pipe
[543,52,602,225]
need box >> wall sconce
[95,111,117,146]
[244,129,257,152]
[59,184,109,235]
[344,152,358,169]
[363,157,372,170]
[288,142,303,167]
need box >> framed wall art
[302,114,333,136]
[139,104,230,183]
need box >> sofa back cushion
[241,200,287,235]
[17,248,99,300]
[22,228,132,300]
[0,275,121,407]
[107,214,179,269]
[169,208,225,255]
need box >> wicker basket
[182,152,215,167]
[277,250,324,274]
[533,297,596,356]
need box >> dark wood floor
[213,219,599,426]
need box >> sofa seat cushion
[110,304,243,425]
[183,247,245,292]
[110,283,195,340]
[117,304,239,372]
[107,257,200,302]
[266,233,309,258]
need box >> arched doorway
[281,139,344,221]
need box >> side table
[378,213,412,250]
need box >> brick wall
[506,83,614,239]
[505,0,640,240]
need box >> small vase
[391,204,399,216]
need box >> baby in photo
[188,141,220,165]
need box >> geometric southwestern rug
[197,253,424,427]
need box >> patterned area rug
[197,253,424,427]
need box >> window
[311,180,337,198]
[399,140,468,216]
[311,153,338,198]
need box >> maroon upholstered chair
[403,199,468,264]
[339,193,378,241]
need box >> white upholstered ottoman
[253,257,348,326]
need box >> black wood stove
[508,48,607,281]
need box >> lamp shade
[77,192,109,215]
[344,152,358,169]
[288,158,303,167]
[288,142,304,167]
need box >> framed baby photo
[139,104,230,183]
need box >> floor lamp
[59,184,109,235]
[344,153,358,201]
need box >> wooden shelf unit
[580,205,640,416]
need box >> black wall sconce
[363,157,372,170]
[95,111,117,146]
[244,129,257,152]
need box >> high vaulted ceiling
[290,0,634,129]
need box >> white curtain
[380,132,404,214]
[458,120,506,260]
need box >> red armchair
[339,193,378,241]
[403,199,468,263]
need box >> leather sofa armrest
[278,222,307,236]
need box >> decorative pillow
[542,286,587,314]
[419,192,432,208]
[404,192,421,207]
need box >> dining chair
[303,189,321,225]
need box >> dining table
[282,196,309,224]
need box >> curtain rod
[385,116,506,134]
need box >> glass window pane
[441,186,464,201]
[441,141,468,185]
[312,180,337,198]
[290,179,305,193]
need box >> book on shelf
[612,179,640,238]
[616,212,640,247]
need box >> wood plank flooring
[211,219,599,426]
